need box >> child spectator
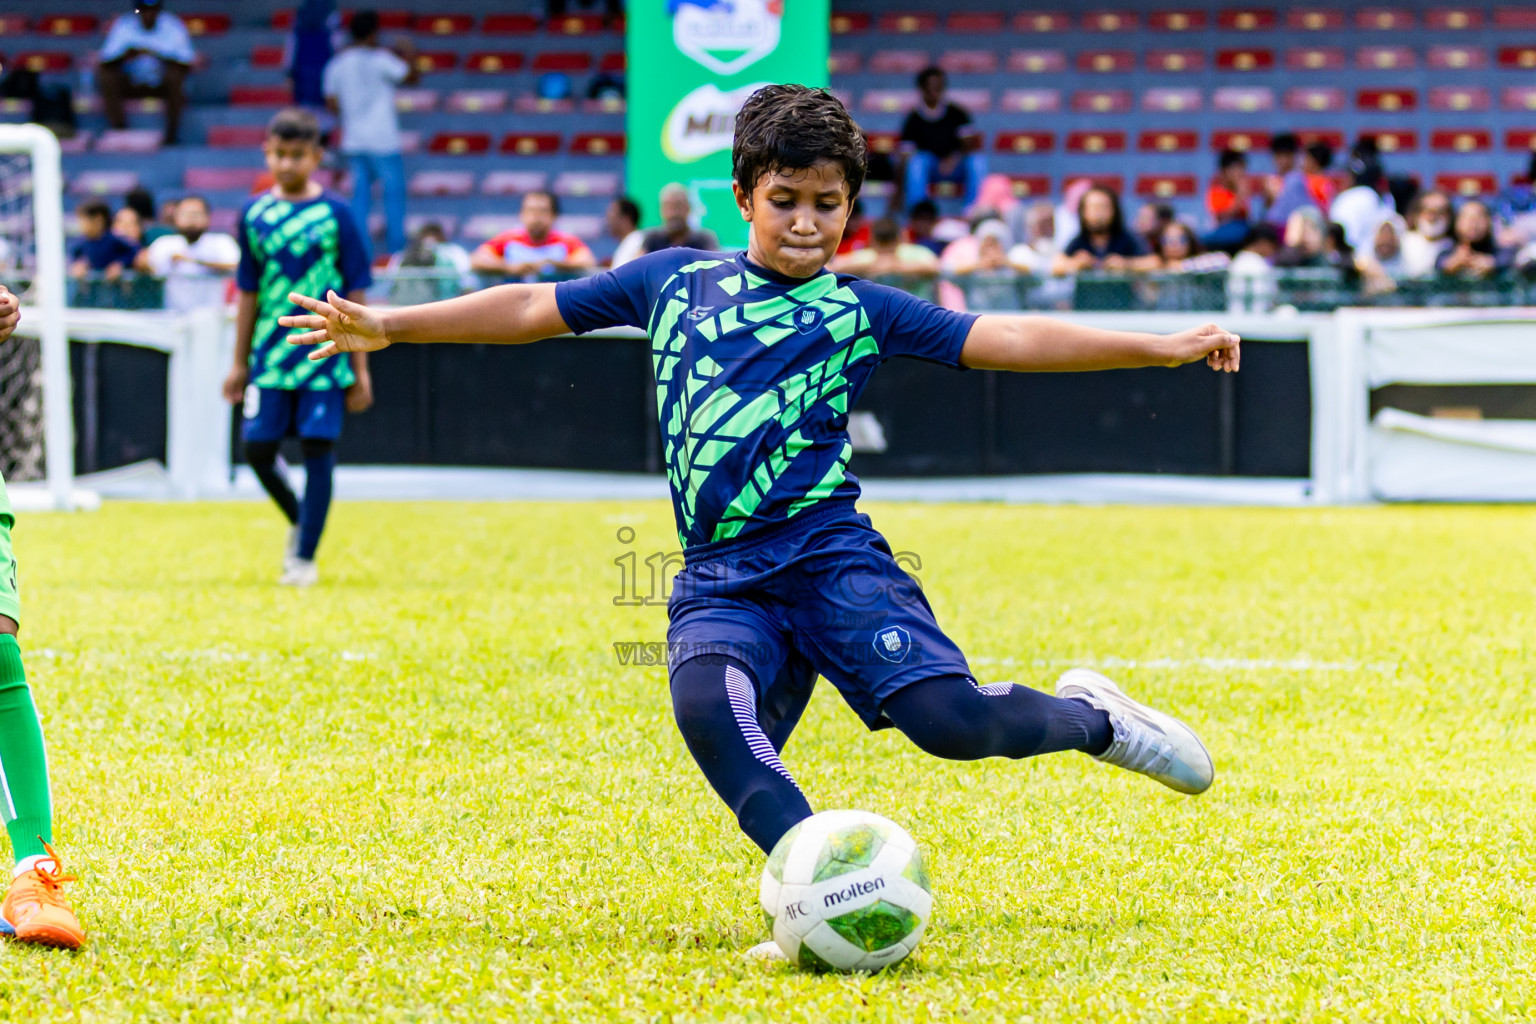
[1205,149,1252,252]
[68,200,138,280]
[1228,222,1281,312]
[112,206,144,249]
[1437,199,1510,279]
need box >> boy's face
[735,160,851,279]
[263,136,323,193]
[77,210,106,238]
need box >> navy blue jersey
[556,249,978,550]
[237,189,372,391]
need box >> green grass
[3,500,1535,1022]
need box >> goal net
[0,124,73,509]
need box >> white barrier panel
[1372,409,1536,501]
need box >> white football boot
[1056,668,1214,795]
[279,558,319,587]
[745,940,787,962]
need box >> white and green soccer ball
[758,810,932,972]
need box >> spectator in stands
[1495,153,1536,250]
[1004,201,1058,276]
[1148,222,1230,274]
[967,174,1028,245]
[324,9,419,257]
[1356,213,1407,296]
[832,216,939,278]
[68,200,138,281]
[1274,207,1327,268]
[1302,141,1337,212]
[1052,185,1142,275]
[112,206,145,249]
[1227,222,1280,313]
[607,196,645,267]
[1263,132,1314,227]
[1205,149,1252,253]
[949,220,1022,311]
[904,199,944,256]
[1401,190,1453,278]
[1053,177,1094,251]
[1329,156,1390,249]
[126,186,173,244]
[387,221,474,303]
[1132,203,1175,255]
[1437,199,1510,279]
[96,0,195,145]
[136,195,240,311]
[642,184,719,254]
[899,67,985,211]
[472,190,596,280]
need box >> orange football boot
[1,843,84,949]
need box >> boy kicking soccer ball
[0,285,84,949]
[281,84,1235,888]
[222,108,374,587]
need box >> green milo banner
[627,0,830,249]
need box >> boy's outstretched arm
[281,284,570,361]
[959,316,1240,374]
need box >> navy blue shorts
[241,386,344,443]
[667,499,974,731]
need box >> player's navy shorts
[667,498,974,731]
[241,386,344,443]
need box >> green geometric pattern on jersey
[243,194,355,391]
[648,260,880,546]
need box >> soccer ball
[758,810,932,972]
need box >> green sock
[0,635,52,863]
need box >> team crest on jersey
[872,625,912,663]
[792,306,824,334]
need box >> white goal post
[0,124,74,511]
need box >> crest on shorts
[872,625,912,664]
[792,306,824,335]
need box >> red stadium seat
[1356,7,1414,29]
[499,132,560,156]
[251,46,284,69]
[1495,7,1536,28]
[1503,86,1536,111]
[183,167,263,192]
[548,14,606,35]
[272,11,293,28]
[429,132,492,155]
[1142,88,1203,112]
[1066,174,1126,193]
[1357,46,1415,70]
[1356,88,1417,112]
[1081,10,1138,31]
[1071,90,1132,113]
[1006,175,1053,199]
[829,12,872,34]
[415,14,474,35]
[1427,7,1483,28]
[995,131,1057,153]
[599,52,624,72]
[532,51,592,72]
[940,50,998,74]
[1285,46,1345,70]
[1498,46,1536,70]
[483,14,539,33]
[37,15,97,35]
[394,89,439,112]
[1297,129,1344,149]
[466,52,525,74]
[583,96,624,114]
[1286,7,1343,29]
[553,171,620,197]
[1212,87,1275,111]
[1136,174,1198,198]
[512,96,574,114]
[877,12,937,33]
[367,11,414,30]
[1077,50,1135,73]
[1210,129,1270,151]
[864,131,900,155]
[446,90,507,114]
[868,50,929,74]
[1218,8,1277,30]
[14,52,72,73]
[1138,130,1199,152]
[1286,87,1345,111]
[1430,129,1492,153]
[1065,130,1128,153]
[1000,89,1062,113]
[1507,130,1536,152]
[1149,10,1208,31]
[1436,172,1496,197]
[1215,48,1275,71]
[0,16,28,34]
[829,50,861,74]
[1146,49,1205,72]
[229,85,291,106]
[1361,130,1418,153]
[861,90,918,115]
[408,171,475,197]
[413,52,458,73]
[1007,49,1068,74]
[1014,11,1072,32]
[1427,46,1487,70]
[1429,86,1491,112]
[481,170,549,195]
[207,125,269,148]
[570,133,624,156]
[946,12,1006,32]
[183,14,230,35]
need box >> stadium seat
[1081,11,1138,31]
[1000,88,1062,113]
[1507,129,1536,152]
[69,170,138,196]
[1143,87,1203,112]
[1210,129,1271,151]
[1218,8,1277,30]
[251,45,284,69]
[207,125,269,148]
[1287,7,1344,29]
[446,90,507,114]
[1495,6,1536,28]
[1146,49,1205,72]
[1006,175,1052,199]
[1430,129,1492,153]
[949,88,991,112]
[58,132,93,155]
[183,13,230,35]
[1072,174,1125,192]
[94,129,161,154]
[184,167,263,192]
[1071,90,1132,113]
[14,52,72,72]
[1286,46,1345,70]
[481,170,549,195]
[1504,87,1536,111]
[995,131,1056,154]
[1215,48,1275,71]
[1148,10,1207,31]
[862,90,918,114]
[548,14,607,35]
[1428,45,1487,70]
[939,50,998,74]
[583,96,625,114]
[408,171,475,197]
[462,214,521,241]
[395,89,439,112]
[1357,46,1415,70]
[414,52,458,74]
[552,171,620,197]
[1499,47,1536,70]
[599,52,625,72]
[1429,86,1491,112]
[829,12,872,34]
[466,52,525,73]
[482,13,540,33]
[415,14,474,35]
[1136,174,1197,198]
[1014,11,1072,33]
[1427,7,1483,28]
[230,85,291,106]
[0,15,27,33]
[864,131,900,155]
[36,15,97,35]
[1357,89,1416,112]
[946,12,1007,32]
[1357,7,1414,29]
[1065,130,1128,153]
[499,133,561,156]
[1436,172,1496,197]
[869,49,929,74]
[1213,87,1275,112]
[570,133,624,155]
[1297,129,1344,149]
[1286,87,1345,112]
[429,132,492,155]
[532,52,592,72]
[1138,130,1199,153]
[877,12,938,33]
[829,50,861,74]
[1363,129,1418,153]
[1078,50,1135,73]
[1007,49,1068,74]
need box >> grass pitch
[3,500,1534,1022]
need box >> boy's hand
[0,286,18,344]
[222,364,248,404]
[345,371,374,413]
[1168,323,1241,373]
[281,289,391,361]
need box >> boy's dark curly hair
[732,84,867,202]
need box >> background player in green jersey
[223,109,374,587]
[0,285,84,949]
